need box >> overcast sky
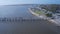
[0,0,60,5]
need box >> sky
[0,0,60,5]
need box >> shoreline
[28,8,60,26]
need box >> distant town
[29,4,60,25]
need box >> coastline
[28,8,60,26]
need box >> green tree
[46,13,52,17]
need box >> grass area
[34,10,44,15]
[34,10,53,17]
